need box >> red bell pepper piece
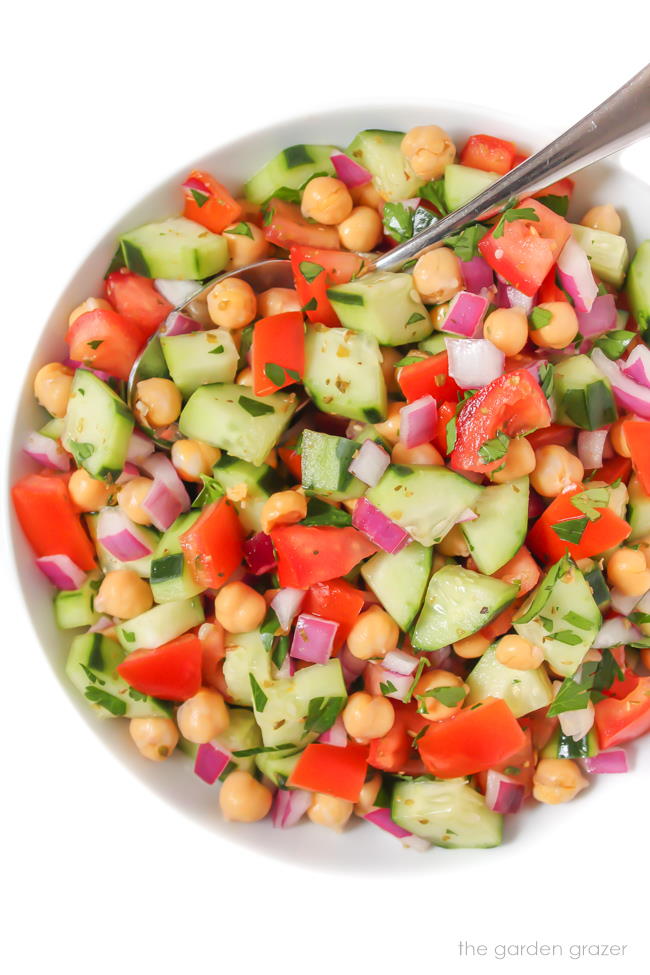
[526,423,575,450]
[303,578,365,652]
[182,169,242,234]
[595,455,632,485]
[435,400,457,455]
[623,420,650,494]
[278,442,302,481]
[180,498,243,589]
[271,525,377,588]
[290,246,364,326]
[288,742,368,801]
[12,472,96,570]
[460,134,516,175]
[397,351,460,405]
[117,634,202,701]
[595,676,650,749]
[367,702,427,773]
[527,484,631,564]
[251,312,304,396]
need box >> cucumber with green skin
[54,570,102,630]
[346,130,422,202]
[461,477,530,575]
[541,727,598,759]
[150,511,205,604]
[211,454,284,534]
[444,164,499,211]
[119,217,228,280]
[115,597,204,652]
[466,644,554,718]
[628,474,650,541]
[627,240,650,334]
[300,429,365,501]
[62,370,134,482]
[553,354,617,430]
[361,541,432,630]
[392,778,503,848]
[244,144,339,204]
[160,328,238,397]
[327,271,431,346]
[571,224,629,288]
[303,325,387,423]
[85,512,158,579]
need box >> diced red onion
[377,667,413,701]
[142,479,183,531]
[557,237,598,313]
[425,646,452,669]
[496,276,535,314]
[577,429,608,470]
[126,430,155,465]
[270,587,306,631]
[116,462,140,485]
[330,153,372,188]
[352,497,410,554]
[244,532,277,575]
[290,613,338,664]
[155,281,201,309]
[592,615,641,648]
[318,715,347,747]
[64,358,113,383]
[583,749,629,774]
[528,490,547,520]
[339,643,367,687]
[36,554,86,590]
[89,615,116,633]
[24,431,70,471]
[445,337,504,389]
[461,256,494,294]
[591,348,650,419]
[194,741,231,784]
[401,834,431,852]
[346,420,365,440]
[364,807,411,838]
[559,701,595,741]
[485,770,525,814]
[140,452,190,510]
[621,345,650,388]
[610,588,639,616]
[441,290,488,339]
[272,788,313,828]
[454,507,478,524]
[182,174,211,195]
[348,439,390,486]
[162,310,203,335]
[97,507,156,561]
[576,293,617,341]
[399,395,438,448]
[383,649,419,676]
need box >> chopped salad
[12,122,650,850]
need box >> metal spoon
[129,62,650,446]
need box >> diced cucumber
[627,240,650,333]
[179,383,297,466]
[366,464,483,547]
[418,333,447,354]
[353,424,390,449]
[211,453,283,533]
[461,477,529,575]
[571,224,629,288]
[361,542,432,630]
[150,511,205,603]
[85,513,158,578]
[54,570,102,629]
[327,271,431,346]
[254,659,346,747]
[466,644,554,718]
[444,164,499,211]
[628,474,650,541]
[255,749,302,786]
[392,778,503,848]
[120,217,228,280]
[541,727,598,759]
[66,633,170,719]
[300,429,365,501]
[39,416,65,440]
[115,597,204,652]
[514,558,601,677]
[62,370,134,482]
[214,708,262,774]
[346,130,422,202]
[303,325,387,423]
[412,565,518,651]
[554,354,617,429]
[222,630,273,706]
[160,328,238,397]
[583,565,611,611]
[244,144,338,204]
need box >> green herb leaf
[87,339,103,350]
[302,297,318,312]
[553,630,584,645]
[299,261,325,284]
[503,766,521,776]
[535,195,569,216]
[419,179,449,216]
[571,487,609,521]
[191,473,225,508]
[418,686,466,708]
[227,222,253,238]
[591,648,625,700]
[271,634,290,670]
[404,657,427,703]
[84,686,126,716]
[264,362,300,387]
[515,556,569,624]
[382,202,414,243]
[190,188,209,208]
[127,687,148,701]
[548,661,599,716]
[380,680,397,696]
[68,440,95,464]
[594,329,637,361]
[301,497,352,527]
[263,206,275,226]
[260,609,280,652]
[395,354,426,368]
[445,414,458,454]
[478,430,510,464]
[269,186,301,204]
[208,345,224,355]
[80,663,104,686]
[249,673,268,712]
[493,206,540,240]
[232,743,296,758]
[406,312,426,325]
[121,629,136,643]
[630,611,650,625]
[304,696,346,734]
[539,362,554,398]
[551,517,589,544]
[239,395,275,417]
[443,223,488,261]
[563,611,595,631]
[530,306,552,331]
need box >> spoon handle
[374,62,650,273]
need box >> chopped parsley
[418,686,466,708]
[404,657,427,703]
[493,206,540,239]
[304,696,346,734]
[208,345,224,355]
[299,261,325,283]
[249,673,268,712]
[570,487,608,521]
[239,395,275,417]
[190,188,209,207]
[530,306,552,331]
[191,474,225,508]
[551,516,589,545]
[419,179,449,216]
[380,680,397,696]
[478,430,510,464]
[232,743,295,758]
[563,611,595,631]
[535,194,569,216]
[227,222,253,238]
[84,686,126,716]
[68,440,95,464]
[382,202,414,243]
[443,223,488,261]
[539,361,554,398]
[264,362,300,387]
[548,661,598,715]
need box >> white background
[2,2,650,973]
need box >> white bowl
[7,103,650,873]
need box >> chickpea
[176,688,229,743]
[415,669,467,721]
[529,302,579,350]
[68,297,113,328]
[94,570,153,619]
[342,691,395,741]
[171,439,221,483]
[222,222,270,269]
[214,581,266,633]
[33,362,74,418]
[355,773,383,817]
[530,445,584,497]
[219,770,273,822]
[68,468,113,512]
[483,307,529,356]
[307,792,353,832]
[610,417,631,458]
[607,547,650,597]
[430,301,450,330]
[491,437,536,484]
[496,634,544,670]
[533,758,589,804]
[373,401,402,445]
[580,204,621,236]
[413,248,463,303]
[235,366,253,387]
[337,206,383,252]
[437,524,470,558]
[117,476,155,526]
[257,287,301,318]
[392,442,444,466]
[453,633,490,659]
[207,277,257,331]
[135,378,182,428]
[350,181,383,210]
[380,347,402,393]
[401,125,456,181]
[129,717,179,761]
[301,176,353,226]
[260,490,307,534]
[347,606,399,660]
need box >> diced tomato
[182,169,241,234]
[527,483,631,564]
[278,442,302,481]
[595,676,650,749]
[66,308,144,382]
[303,578,365,652]
[451,370,551,474]
[264,199,339,250]
[534,177,575,201]
[418,698,527,779]
[537,268,569,304]
[397,352,460,405]
[367,702,427,773]
[519,706,558,751]
[623,420,650,494]
[475,727,535,796]
[251,312,304,396]
[12,472,96,570]
[288,742,368,801]
[117,634,202,701]
[479,198,572,297]
[601,665,640,701]
[479,603,519,643]
[595,455,632,485]
[527,423,575,450]
[460,134,516,175]
[435,400,457,455]
[271,525,377,589]
[180,498,243,589]
[290,246,364,326]
[105,269,173,340]
[493,546,541,594]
